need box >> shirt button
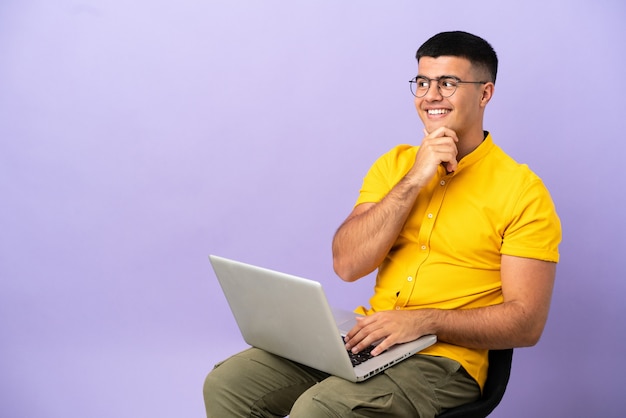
[427,213,433,219]
[396,306,401,310]
[421,245,427,250]
[440,180,446,186]
[407,276,413,282]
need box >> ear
[480,82,495,107]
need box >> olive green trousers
[203,347,480,418]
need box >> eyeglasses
[409,76,487,98]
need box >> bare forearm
[332,177,421,281]
[419,301,548,349]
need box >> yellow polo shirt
[353,133,561,390]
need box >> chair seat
[437,349,514,418]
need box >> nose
[423,81,443,101]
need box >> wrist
[398,172,426,198]
[416,308,440,336]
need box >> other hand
[406,127,459,188]
[343,310,428,356]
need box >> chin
[424,121,447,134]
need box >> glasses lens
[411,77,429,97]
[438,77,458,98]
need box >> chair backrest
[436,349,514,418]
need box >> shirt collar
[437,131,493,177]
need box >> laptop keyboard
[343,337,376,366]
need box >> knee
[202,369,219,405]
[202,369,222,416]
[203,366,240,418]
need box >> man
[204,31,561,417]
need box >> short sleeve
[355,145,416,207]
[501,177,562,262]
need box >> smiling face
[415,56,494,147]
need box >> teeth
[428,109,449,115]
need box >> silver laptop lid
[210,255,358,380]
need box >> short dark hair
[416,31,498,83]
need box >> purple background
[1,0,625,417]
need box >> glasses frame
[409,75,488,98]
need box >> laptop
[209,255,437,382]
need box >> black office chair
[437,349,514,418]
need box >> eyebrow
[416,74,460,80]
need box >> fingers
[344,311,426,356]
[424,126,459,142]
[343,316,368,350]
[343,314,401,356]
[418,127,459,173]
[344,316,376,353]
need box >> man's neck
[457,129,487,161]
